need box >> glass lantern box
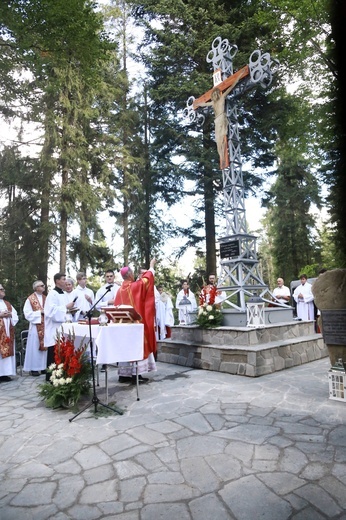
[328,359,346,402]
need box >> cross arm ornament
[193,65,250,110]
[185,45,279,126]
[184,43,279,169]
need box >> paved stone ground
[0,358,345,520]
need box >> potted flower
[38,331,91,409]
[197,285,223,328]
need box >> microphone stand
[69,286,123,422]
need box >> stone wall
[157,322,328,377]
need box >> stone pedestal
[158,321,326,377]
[312,269,346,366]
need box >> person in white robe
[154,285,166,340]
[70,272,94,320]
[23,280,47,376]
[0,284,19,381]
[272,278,291,305]
[95,269,120,310]
[175,280,197,324]
[64,278,81,322]
[64,278,75,303]
[157,285,174,339]
[95,269,121,371]
[44,273,76,381]
[293,274,315,320]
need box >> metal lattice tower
[185,37,279,311]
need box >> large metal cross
[185,37,279,311]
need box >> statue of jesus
[198,79,240,170]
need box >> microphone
[105,285,113,291]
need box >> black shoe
[132,375,149,384]
[0,376,12,382]
[30,371,40,377]
[118,376,132,383]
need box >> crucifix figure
[185,38,280,312]
[192,65,249,169]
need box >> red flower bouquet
[199,285,217,306]
[38,331,91,409]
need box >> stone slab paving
[0,358,345,520]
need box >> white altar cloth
[61,323,144,364]
[95,323,144,364]
[60,323,97,351]
[61,323,144,402]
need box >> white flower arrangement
[196,303,223,328]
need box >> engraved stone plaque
[321,310,346,345]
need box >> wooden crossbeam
[193,65,250,110]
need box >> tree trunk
[123,194,129,265]
[143,88,151,266]
[60,166,68,273]
[204,173,216,276]
[38,96,56,284]
[79,201,88,273]
[38,180,51,285]
[203,124,216,276]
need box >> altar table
[61,323,144,401]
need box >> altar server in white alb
[23,280,47,376]
[293,274,314,320]
[70,272,94,320]
[44,273,76,381]
[175,280,197,324]
[157,285,174,339]
[95,269,120,310]
[0,284,18,382]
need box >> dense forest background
[0,0,344,322]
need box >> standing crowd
[273,270,327,325]
[0,268,326,383]
[0,262,179,384]
[272,274,315,319]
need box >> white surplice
[156,292,174,339]
[0,300,18,377]
[175,289,197,324]
[273,285,291,305]
[293,282,315,320]
[95,283,119,310]
[70,285,94,320]
[44,289,68,347]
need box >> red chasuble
[114,270,156,359]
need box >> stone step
[159,333,323,352]
[157,334,328,377]
[171,321,317,347]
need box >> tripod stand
[69,287,123,422]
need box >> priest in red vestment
[114,258,157,383]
